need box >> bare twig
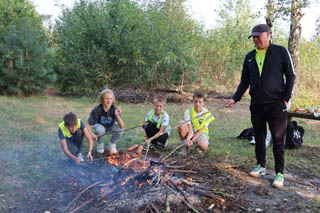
[150,202,160,213]
[167,170,198,174]
[64,181,101,212]
[160,144,185,162]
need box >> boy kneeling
[178,92,214,155]
[58,112,93,164]
[143,96,171,148]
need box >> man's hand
[115,107,122,117]
[226,99,235,108]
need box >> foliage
[53,0,198,95]
[195,0,257,91]
[0,1,55,96]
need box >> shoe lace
[275,173,283,181]
[254,165,261,171]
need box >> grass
[0,94,319,211]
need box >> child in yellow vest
[143,96,171,148]
[178,92,214,155]
[58,112,93,164]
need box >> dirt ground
[1,90,319,212]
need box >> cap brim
[248,32,262,39]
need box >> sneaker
[272,173,284,188]
[249,136,256,145]
[77,153,84,163]
[249,165,266,177]
[108,143,117,154]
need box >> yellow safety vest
[59,119,81,138]
[187,107,214,139]
[148,110,165,129]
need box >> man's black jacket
[232,44,295,104]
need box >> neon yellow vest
[187,107,214,139]
[59,119,81,138]
[148,110,165,129]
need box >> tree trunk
[266,0,275,40]
[288,0,303,98]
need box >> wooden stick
[150,202,160,213]
[98,122,147,138]
[167,170,197,174]
[64,181,101,211]
[160,144,185,162]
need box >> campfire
[65,145,227,213]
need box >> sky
[31,0,319,39]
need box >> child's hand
[91,133,98,141]
[87,152,93,161]
[186,138,193,147]
[75,158,81,164]
[144,136,151,144]
[115,107,122,116]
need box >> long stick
[98,122,147,138]
[160,144,185,162]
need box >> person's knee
[198,140,208,151]
[94,124,105,135]
[178,121,186,132]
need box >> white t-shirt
[145,110,171,135]
[184,107,209,132]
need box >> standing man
[226,24,295,188]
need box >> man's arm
[60,139,81,164]
[282,47,296,102]
[231,56,251,104]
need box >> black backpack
[237,127,255,140]
[285,121,305,149]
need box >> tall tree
[266,0,275,39]
[288,0,303,94]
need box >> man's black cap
[248,24,270,39]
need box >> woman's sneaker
[272,173,284,188]
[249,165,266,177]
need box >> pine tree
[0,18,56,96]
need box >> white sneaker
[272,173,284,188]
[76,153,84,163]
[96,141,104,154]
[249,165,266,177]
[249,136,256,145]
[109,143,117,154]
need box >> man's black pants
[250,101,287,174]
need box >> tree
[0,1,55,96]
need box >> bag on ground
[237,127,254,140]
[285,121,305,149]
